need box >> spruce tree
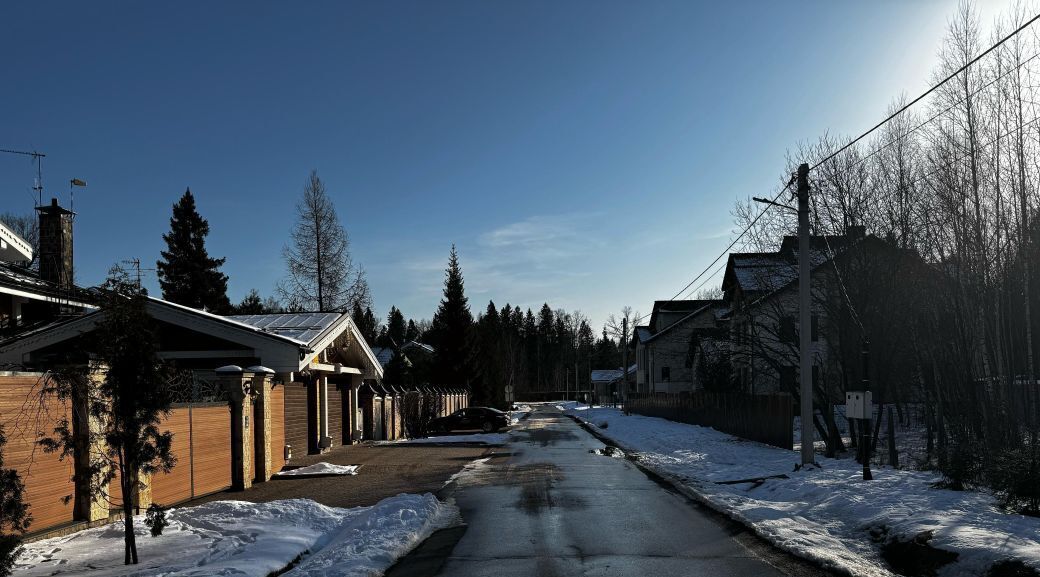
[0,426,29,577]
[429,245,473,385]
[156,189,231,313]
[405,319,420,343]
[352,304,379,346]
[386,306,406,347]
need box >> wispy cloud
[478,213,603,262]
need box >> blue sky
[0,1,1014,330]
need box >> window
[661,366,671,381]
[779,316,797,343]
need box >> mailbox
[845,391,872,420]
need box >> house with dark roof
[632,299,728,394]
[721,227,921,396]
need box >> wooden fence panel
[0,375,76,532]
[190,404,232,496]
[150,408,193,507]
[627,392,793,450]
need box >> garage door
[283,382,309,459]
[270,385,286,472]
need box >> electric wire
[810,10,1040,172]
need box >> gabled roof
[644,300,724,343]
[402,340,434,355]
[0,298,383,377]
[226,312,341,346]
[648,299,714,332]
[634,325,652,344]
[371,347,394,368]
[591,369,623,383]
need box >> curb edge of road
[567,413,851,577]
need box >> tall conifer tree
[429,245,473,384]
[156,189,231,313]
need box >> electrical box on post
[845,391,872,420]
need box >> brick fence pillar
[248,367,274,483]
[217,366,255,491]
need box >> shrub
[144,504,168,537]
[987,444,1040,516]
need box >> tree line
[367,245,628,408]
[730,1,1040,513]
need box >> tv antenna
[0,148,46,206]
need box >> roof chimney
[36,198,74,289]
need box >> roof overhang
[0,221,32,263]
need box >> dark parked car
[426,407,509,434]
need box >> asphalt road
[395,405,834,577]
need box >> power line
[811,10,1040,172]
[829,48,1040,178]
[667,176,797,302]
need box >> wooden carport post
[217,365,255,491]
[247,366,275,483]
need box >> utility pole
[797,163,815,467]
[621,316,628,408]
[860,341,873,480]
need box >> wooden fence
[626,392,794,450]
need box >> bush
[144,504,168,537]
[935,437,983,491]
[987,444,1040,516]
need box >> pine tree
[44,267,175,565]
[156,189,231,313]
[0,426,29,577]
[429,245,473,385]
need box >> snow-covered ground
[15,494,458,577]
[508,404,532,424]
[381,432,510,445]
[275,462,361,476]
[565,404,1040,577]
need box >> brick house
[632,300,728,394]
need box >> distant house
[632,300,728,394]
[590,365,635,405]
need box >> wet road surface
[414,405,827,577]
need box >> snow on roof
[0,261,95,306]
[226,312,341,346]
[0,221,32,263]
[634,326,652,344]
[402,340,434,354]
[591,369,624,383]
[371,347,394,367]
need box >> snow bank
[285,493,459,577]
[554,401,589,412]
[389,432,509,445]
[275,462,361,476]
[509,404,532,424]
[566,406,1040,577]
[15,494,457,577]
